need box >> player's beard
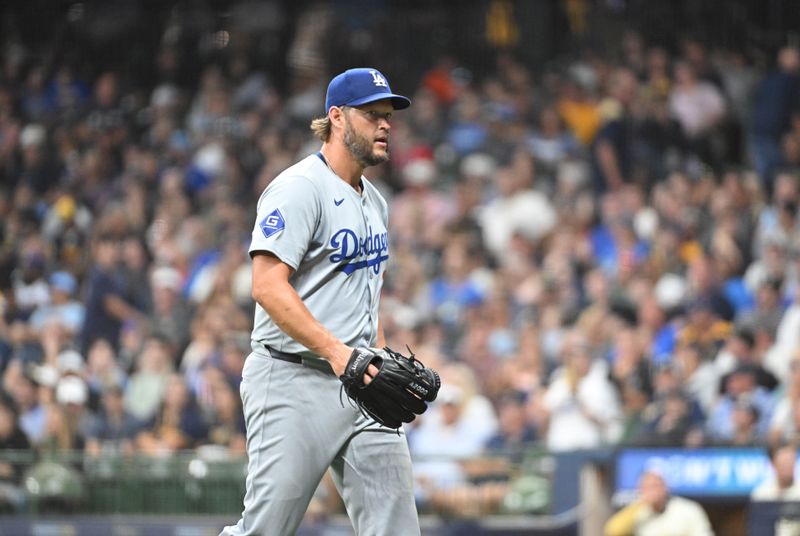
[343,116,389,167]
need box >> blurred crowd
[0,5,800,518]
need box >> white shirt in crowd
[543,360,621,451]
[752,480,800,536]
[633,496,714,536]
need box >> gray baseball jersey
[248,152,388,359]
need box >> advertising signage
[615,448,776,499]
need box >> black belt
[264,345,303,365]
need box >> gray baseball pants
[220,351,421,536]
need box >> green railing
[0,449,247,515]
[0,448,552,517]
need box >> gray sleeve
[249,175,320,270]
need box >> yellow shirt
[605,497,714,536]
[558,99,601,145]
[677,320,732,352]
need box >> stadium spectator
[706,364,774,443]
[389,156,457,251]
[479,163,557,263]
[680,37,724,88]
[409,364,498,504]
[768,351,800,445]
[607,326,650,402]
[408,383,484,499]
[526,106,580,179]
[750,47,800,192]
[0,396,30,511]
[85,382,142,456]
[715,324,779,391]
[123,334,174,422]
[636,387,698,448]
[5,371,47,446]
[753,442,800,500]
[11,240,50,320]
[84,339,127,409]
[48,375,96,451]
[668,61,727,167]
[723,395,763,446]
[446,90,489,155]
[16,123,61,196]
[617,376,652,446]
[557,74,601,147]
[592,68,639,192]
[484,391,537,461]
[686,254,737,322]
[148,265,192,353]
[676,296,731,362]
[751,171,800,268]
[27,271,84,338]
[752,442,800,536]
[771,285,800,377]
[406,88,447,147]
[633,362,704,448]
[604,468,713,536]
[79,234,145,355]
[136,374,208,455]
[534,331,622,451]
[673,343,719,415]
[424,240,486,335]
[202,368,245,455]
[782,111,800,169]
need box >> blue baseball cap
[325,68,411,113]
[49,271,77,295]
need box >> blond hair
[310,116,332,142]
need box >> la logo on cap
[324,67,411,112]
[369,70,388,87]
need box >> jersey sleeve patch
[259,209,286,238]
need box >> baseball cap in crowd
[437,384,464,405]
[325,68,411,113]
[729,362,759,379]
[56,376,88,406]
[30,364,60,388]
[402,158,436,186]
[49,271,78,295]
[151,265,182,292]
[20,123,46,148]
[460,153,497,179]
[57,349,85,374]
[654,273,687,311]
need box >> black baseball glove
[339,346,440,429]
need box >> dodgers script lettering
[329,227,389,275]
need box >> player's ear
[329,106,347,130]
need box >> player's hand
[329,344,377,382]
[339,346,440,428]
[329,346,351,377]
[363,363,379,384]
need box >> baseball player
[221,68,432,536]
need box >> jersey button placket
[360,194,376,340]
